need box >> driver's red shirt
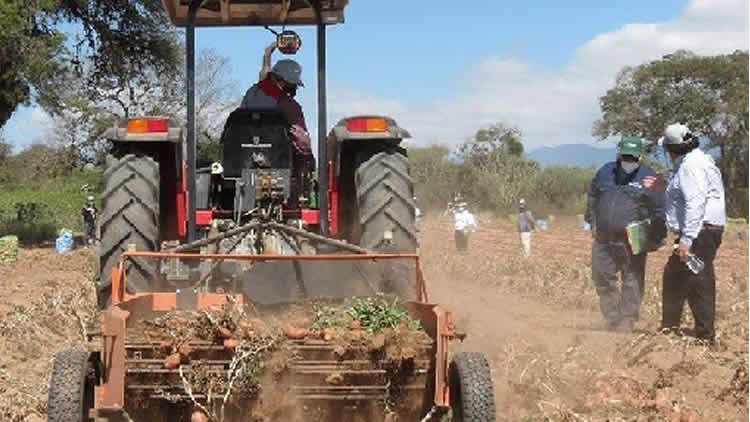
[258,78,307,131]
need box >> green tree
[408,144,460,209]
[0,0,180,129]
[593,49,749,216]
[535,165,595,214]
[0,1,64,127]
[459,122,525,167]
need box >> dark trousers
[661,228,723,341]
[84,221,97,245]
[455,230,468,251]
[592,239,647,323]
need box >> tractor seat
[219,108,293,178]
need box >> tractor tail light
[127,118,169,133]
[346,117,388,132]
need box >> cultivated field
[0,215,747,421]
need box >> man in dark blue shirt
[585,136,666,332]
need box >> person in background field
[643,123,726,344]
[414,195,422,235]
[81,195,98,247]
[452,202,478,252]
[585,136,666,332]
[517,198,536,257]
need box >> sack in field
[0,235,19,264]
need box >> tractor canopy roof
[162,0,349,27]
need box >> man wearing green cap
[584,136,666,332]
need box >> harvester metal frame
[91,251,454,421]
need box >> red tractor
[97,112,417,306]
[47,2,496,421]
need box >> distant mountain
[527,144,616,168]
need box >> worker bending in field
[585,136,666,332]
[452,202,478,252]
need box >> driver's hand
[290,125,311,154]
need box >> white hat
[87,195,95,202]
[519,198,526,206]
[210,162,224,175]
[658,123,691,146]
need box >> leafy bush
[0,202,57,245]
[408,142,596,216]
[0,169,102,244]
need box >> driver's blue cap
[272,59,304,87]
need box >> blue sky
[2,0,747,153]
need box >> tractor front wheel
[448,352,496,422]
[47,349,95,422]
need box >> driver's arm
[258,41,276,81]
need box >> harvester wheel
[97,152,160,308]
[448,352,496,422]
[355,150,417,252]
[48,349,95,422]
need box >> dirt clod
[321,328,336,342]
[223,338,240,350]
[178,343,193,358]
[370,333,386,350]
[217,326,234,339]
[325,373,344,385]
[159,340,173,354]
[333,345,346,358]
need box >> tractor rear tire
[97,152,160,308]
[355,151,417,252]
[47,349,95,422]
[449,352,496,422]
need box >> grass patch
[0,169,101,243]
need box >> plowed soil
[0,215,747,421]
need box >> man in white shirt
[643,123,726,343]
[452,202,477,251]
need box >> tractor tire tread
[47,348,91,422]
[355,151,417,252]
[449,351,496,422]
[97,153,159,308]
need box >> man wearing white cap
[452,202,477,252]
[643,123,726,343]
[81,195,98,247]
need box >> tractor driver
[240,57,314,170]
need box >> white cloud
[327,0,749,151]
